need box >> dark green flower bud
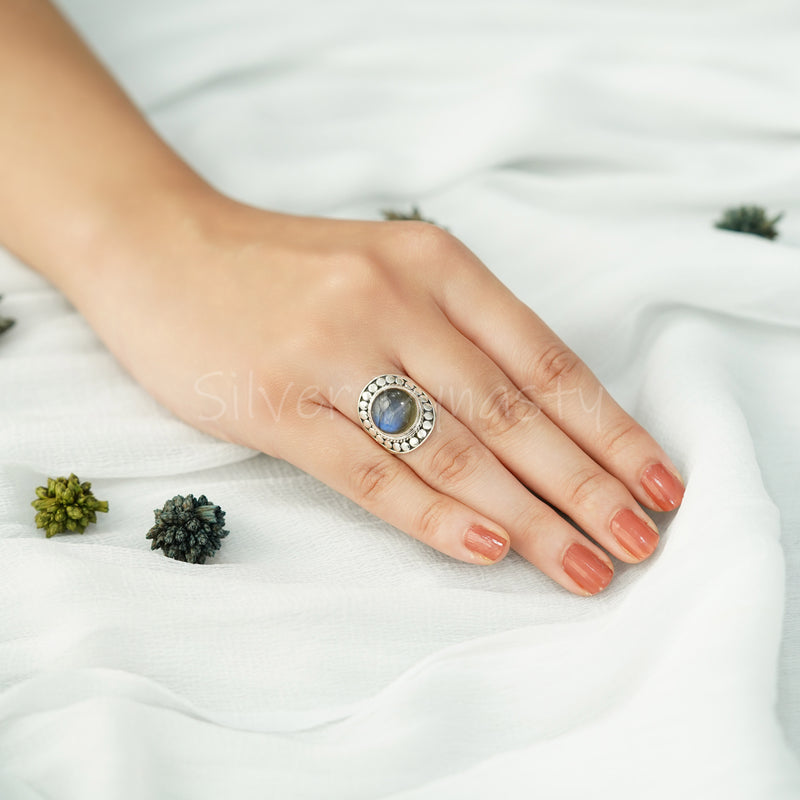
[381,205,447,230]
[715,205,783,240]
[0,295,14,335]
[146,494,228,564]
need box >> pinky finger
[275,408,511,566]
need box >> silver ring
[358,374,436,453]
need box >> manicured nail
[641,463,685,511]
[611,509,659,561]
[464,525,509,563]
[563,543,613,595]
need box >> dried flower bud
[715,205,784,240]
[381,205,446,229]
[0,295,14,335]
[31,474,109,537]
[146,494,228,564]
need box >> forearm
[0,0,218,299]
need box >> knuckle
[508,504,549,548]
[414,497,450,546]
[564,466,609,508]
[600,419,643,460]
[349,459,398,506]
[427,439,482,486]
[394,220,455,251]
[529,343,582,394]
[481,386,538,438]
[290,252,391,350]
[385,221,463,269]
[320,251,386,305]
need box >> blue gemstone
[372,388,416,435]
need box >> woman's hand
[77,198,684,595]
[0,0,683,595]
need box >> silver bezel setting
[358,374,436,453]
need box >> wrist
[41,177,239,304]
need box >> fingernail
[641,463,685,511]
[465,525,509,563]
[611,509,659,561]
[563,543,613,595]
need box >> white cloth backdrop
[1,0,799,797]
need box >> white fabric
[1,0,799,796]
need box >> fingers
[325,376,614,596]
[397,410,615,595]
[275,405,512,566]
[433,247,685,513]
[245,224,683,597]
[404,318,661,565]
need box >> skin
[0,0,684,594]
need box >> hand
[80,196,685,595]
[0,0,683,594]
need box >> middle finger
[332,367,615,595]
[406,317,660,564]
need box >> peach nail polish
[641,464,685,511]
[563,543,613,595]
[465,526,508,563]
[611,509,659,560]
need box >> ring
[358,374,436,453]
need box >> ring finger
[331,368,615,595]
[405,320,661,564]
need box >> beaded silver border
[358,374,436,453]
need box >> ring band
[358,374,436,453]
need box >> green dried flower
[146,494,228,564]
[31,474,109,537]
[715,205,784,240]
[381,205,446,229]
[0,295,14,335]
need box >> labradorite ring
[358,374,436,453]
